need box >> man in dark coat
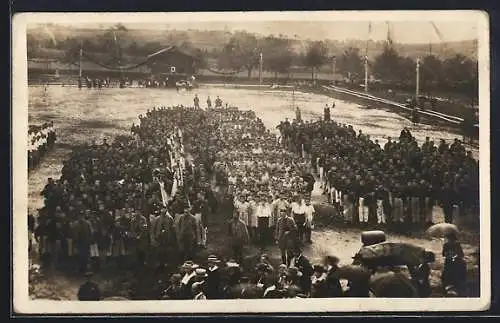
[289,247,314,295]
[77,271,101,301]
[175,205,198,261]
[228,212,250,265]
[206,255,222,299]
[323,255,343,297]
[275,209,298,265]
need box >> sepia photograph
[12,11,490,313]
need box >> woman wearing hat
[441,232,466,296]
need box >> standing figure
[441,232,467,296]
[228,212,250,265]
[175,206,198,262]
[275,209,298,265]
[194,94,200,109]
[303,197,315,244]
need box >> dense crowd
[30,99,479,300]
[278,107,479,228]
[209,108,317,262]
[31,106,218,274]
[28,122,56,170]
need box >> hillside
[27,24,477,61]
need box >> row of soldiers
[28,122,56,170]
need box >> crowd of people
[30,97,478,300]
[31,106,218,274]
[277,106,479,228]
[28,122,56,170]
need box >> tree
[442,54,476,87]
[396,56,416,88]
[337,47,364,82]
[217,32,259,77]
[261,36,294,78]
[303,41,329,81]
[420,54,444,93]
[372,44,401,83]
[27,33,40,58]
[442,55,478,105]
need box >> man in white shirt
[247,194,258,242]
[291,195,306,245]
[303,198,315,244]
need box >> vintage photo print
[12,11,490,313]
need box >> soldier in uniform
[275,209,298,265]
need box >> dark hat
[313,265,326,273]
[324,255,340,266]
[255,263,270,272]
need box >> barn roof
[147,45,199,60]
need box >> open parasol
[356,242,426,267]
[369,271,418,298]
[426,223,460,238]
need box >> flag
[159,181,169,207]
[385,21,393,46]
[43,25,57,46]
[430,22,444,42]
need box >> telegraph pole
[416,58,421,105]
[78,42,83,88]
[364,55,369,92]
[331,56,336,84]
[259,52,263,85]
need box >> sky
[106,20,478,44]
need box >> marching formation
[28,122,56,170]
[30,98,478,300]
[278,112,479,228]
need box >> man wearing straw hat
[180,260,198,299]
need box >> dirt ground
[26,85,480,300]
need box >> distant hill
[27,24,477,61]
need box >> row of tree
[27,25,477,98]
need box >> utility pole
[416,58,421,105]
[259,52,263,85]
[79,45,83,78]
[364,55,369,92]
[331,56,336,84]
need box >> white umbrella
[426,223,459,238]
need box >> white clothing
[376,199,386,224]
[304,204,315,225]
[358,197,369,222]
